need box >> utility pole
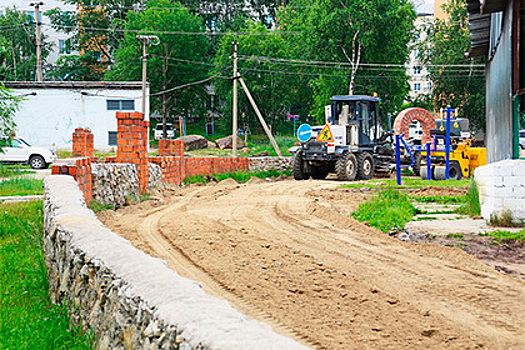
[136,35,159,115]
[239,77,283,157]
[31,2,44,81]
[232,40,239,157]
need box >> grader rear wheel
[357,152,374,180]
[336,152,358,181]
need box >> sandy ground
[99,179,525,349]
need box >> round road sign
[297,124,313,142]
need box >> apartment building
[0,0,76,65]
[407,0,434,100]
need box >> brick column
[116,112,149,194]
[72,128,94,157]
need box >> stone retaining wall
[43,176,308,350]
[91,163,139,207]
[249,157,292,172]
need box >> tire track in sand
[135,185,317,349]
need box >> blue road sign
[297,124,312,142]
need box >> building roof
[466,0,491,57]
[330,95,381,103]
[2,81,144,90]
[412,0,434,16]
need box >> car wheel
[29,155,46,169]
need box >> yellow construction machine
[419,138,487,180]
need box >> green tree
[0,8,49,81]
[106,0,210,130]
[422,0,485,131]
[212,22,310,135]
[46,0,139,80]
[0,84,20,145]
[282,0,416,123]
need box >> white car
[154,123,175,140]
[0,136,57,169]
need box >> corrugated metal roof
[481,0,508,14]
[2,81,144,90]
[466,0,491,57]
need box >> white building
[0,0,77,65]
[407,0,434,100]
[4,81,148,150]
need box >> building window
[58,39,71,54]
[413,66,421,75]
[427,82,432,91]
[106,99,135,111]
[413,49,420,58]
[108,131,117,146]
[206,19,217,31]
[414,83,421,91]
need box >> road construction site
[98,178,525,350]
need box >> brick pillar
[116,112,149,194]
[72,128,94,157]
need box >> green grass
[184,135,296,158]
[411,195,465,204]
[479,229,525,243]
[87,200,114,213]
[183,170,291,185]
[55,149,116,159]
[456,177,481,217]
[0,201,94,349]
[0,178,43,196]
[446,233,464,239]
[352,187,418,233]
[0,164,34,178]
[338,177,470,190]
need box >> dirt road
[99,179,525,349]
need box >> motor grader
[292,95,393,181]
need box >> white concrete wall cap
[44,175,309,350]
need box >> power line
[238,55,485,69]
[50,24,300,36]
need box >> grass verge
[0,164,34,178]
[183,170,291,185]
[352,187,418,233]
[0,178,43,196]
[479,230,525,243]
[0,201,93,349]
[456,177,481,217]
[411,195,465,204]
[338,177,470,189]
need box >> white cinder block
[475,160,525,222]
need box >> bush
[456,177,481,217]
[352,187,417,233]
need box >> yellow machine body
[421,139,487,178]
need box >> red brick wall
[116,112,149,194]
[52,157,92,203]
[72,128,94,157]
[158,140,184,157]
[149,156,249,185]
